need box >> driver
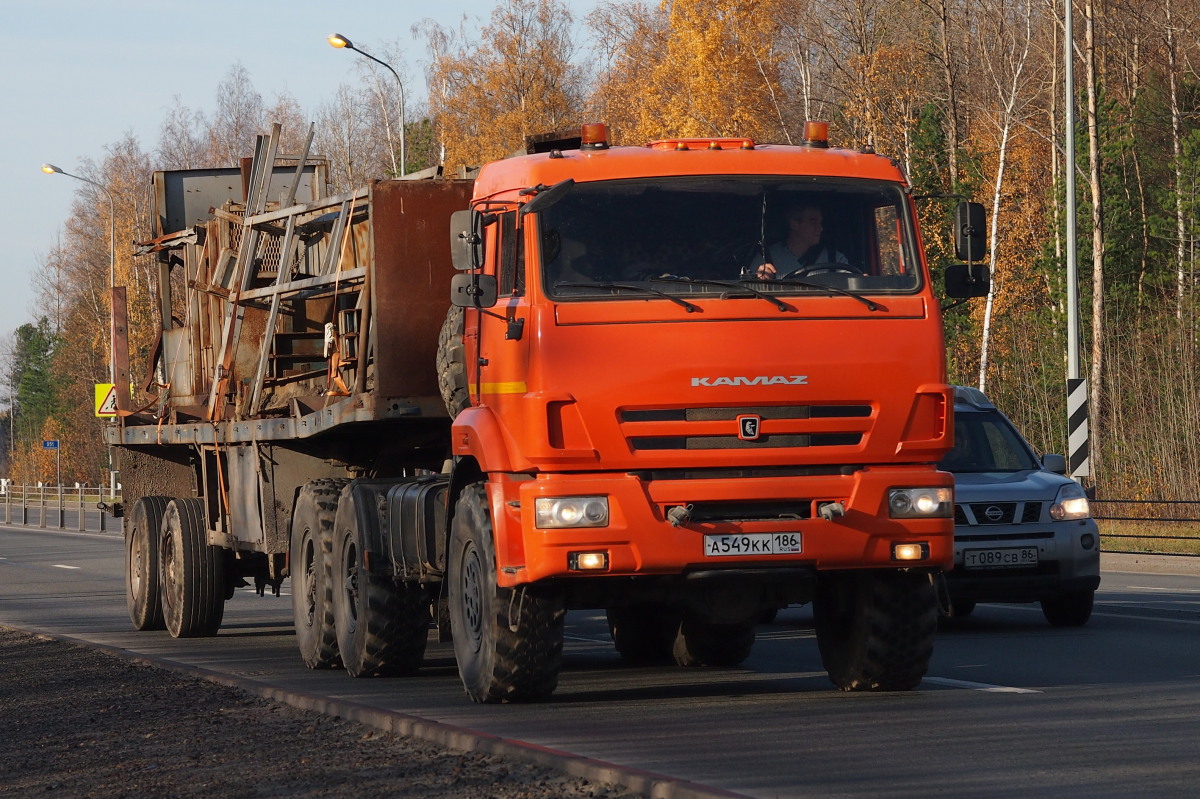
[753,203,849,279]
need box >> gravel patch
[0,627,642,799]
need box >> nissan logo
[984,505,1004,522]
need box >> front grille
[686,501,812,523]
[956,501,1045,526]
[630,433,862,451]
[620,404,871,453]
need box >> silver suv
[939,387,1101,626]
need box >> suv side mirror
[1041,454,1067,474]
[944,263,990,298]
[451,273,497,308]
[955,201,987,262]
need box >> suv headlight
[535,496,610,528]
[888,487,953,519]
[1050,483,1091,520]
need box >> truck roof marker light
[580,123,609,150]
[804,121,830,148]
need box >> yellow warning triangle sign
[95,384,117,417]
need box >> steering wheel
[780,262,864,280]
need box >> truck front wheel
[290,480,346,669]
[159,498,225,638]
[332,486,431,677]
[449,483,565,703]
[125,496,170,631]
[671,615,757,667]
[813,570,936,691]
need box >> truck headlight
[888,487,952,519]
[1050,483,1091,520]
[535,496,609,528]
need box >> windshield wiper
[554,281,701,312]
[649,276,793,312]
[759,278,881,311]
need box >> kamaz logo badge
[737,415,762,441]
[691,375,808,387]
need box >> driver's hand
[755,262,778,279]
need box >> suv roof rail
[952,385,996,410]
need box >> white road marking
[923,676,1041,694]
[1125,586,1200,594]
[52,564,81,570]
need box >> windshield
[940,410,1042,473]
[535,177,920,300]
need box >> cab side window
[497,212,524,296]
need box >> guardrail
[0,485,119,533]
[1092,499,1200,557]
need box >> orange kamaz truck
[109,121,988,703]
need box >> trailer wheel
[332,487,430,678]
[125,496,170,631]
[671,616,757,667]
[813,570,936,691]
[290,480,347,669]
[606,605,676,663]
[449,483,565,703]
[159,498,225,638]
[436,306,469,418]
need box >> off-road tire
[332,486,431,678]
[671,616,757,667]
[449,483,565,703]
[290,479,347,669]
[948,599,977,618]
[125,496,170,631]
[1041,589,1094,627]
[436,306,469,418]
[814,570,936,691]
[159,498,225,638]
[606,605,677,663]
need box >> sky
[0,0,599,336]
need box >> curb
[8,626,747,799]
[1101,552,1200,577]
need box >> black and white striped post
[1067,378,1089,478]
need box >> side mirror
[451,273,498,309]
[944,263,990,298]
[1041,454,1067,475]
[450,209,496,270]
[955,201,987,262]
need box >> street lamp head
[42,163,63,175]
[328,33,353,50]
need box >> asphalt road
[2,524,1199,798]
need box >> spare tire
[436,306,469,418]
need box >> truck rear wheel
[290,480,346,669]
[606,605,676,663]
[159,498,225,638]
[436,306,469,418]
[332,487,431,678]
[449,483,565,703]
[813,570,936,691]
[125,496,170,631]
[671,615,757,667]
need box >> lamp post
[41,163,116,385]
[43,162,119,502]
[328,32,407,177]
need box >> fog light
[892,542,929,561]
[568,551,609,571]
[1080,533,1096,550]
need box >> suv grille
[955,501,1044,525]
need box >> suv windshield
[535,177,920,300]
[940,410,1042,473]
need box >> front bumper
[945,518,1101,602]
[486,464,955,586]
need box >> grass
[1098,519,1200,557]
